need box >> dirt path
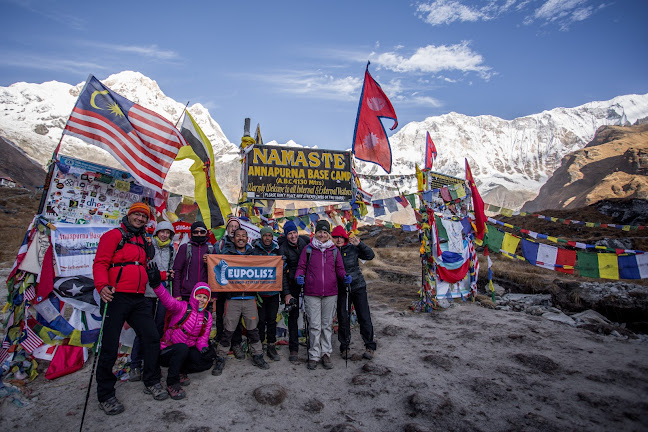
[1,287,647,432]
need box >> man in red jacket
[93,202,168,416]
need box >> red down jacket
[93,224,149,294]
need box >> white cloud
[241,70,363,101]
[415,0,603,29]
[0,55,106,73]
[415,0,517,25]
[82,42,179,60]
[371,42,492,79]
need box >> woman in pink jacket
[152,280,215,400]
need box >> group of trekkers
[92,202,377,415]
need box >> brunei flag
[178,111,231,229]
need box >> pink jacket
[154,285,212,351]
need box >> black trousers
[215,296,243,346]
[159,343,213,386]
[257,294,280,344]
[286,285,301,353]
[96,293,161,403]
[337,285,377,352]
[130,297,166,368]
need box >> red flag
[465,159,486,241]
[63,75,187,193]
[424,131,437,170]
[352,63,398,173]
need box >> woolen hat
[260,226,274,237]
[331,225,349,241]
[315,220,331,233]
[283,220,297,236]
[192,282,212,302]
[191,221,207,232]
[127,202,151,220]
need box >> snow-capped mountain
[1,71,647,209]
[0,71,241,199]
[356,93,648,209]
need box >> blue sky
[2,0,647,152]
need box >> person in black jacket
[331,225,377,360]
[277,220,310,362]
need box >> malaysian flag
[63,75,187,193]
[19,325,44,353]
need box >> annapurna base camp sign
[245,144,352,201]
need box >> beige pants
[216,299,263,356]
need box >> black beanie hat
[315,220,330,233]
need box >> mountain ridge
[1,71,647,209]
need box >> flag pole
[174,101,190,128]
[37,74,94,215]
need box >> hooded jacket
[295,241,346,297]
[338,241,375,293]
[144,221,176,298]
[172,240,213,298]
[154,284,213,351]
[277,234,310,296]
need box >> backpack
[162,304,210,345]
[304,245,338,267]
[115,227,155,261]
[184,242,215,281]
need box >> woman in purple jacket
[295,220,350,370]
[172,221,213,300]
[151,278,215,400]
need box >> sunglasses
[192,228,208,234]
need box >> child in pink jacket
[153,281,215,400]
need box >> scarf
[312,238,333,252]
[156,237,171,248]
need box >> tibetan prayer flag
[598,253,619,280]
[424,131,437,170]
[465,159,487,241]
[501,232,520,257]
[63,75,186,193]
[352,62,398,173]
[484,228,505,253]
[577,251,599,278]
[618,254,648,279]
[178,110,232,230]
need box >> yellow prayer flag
[598,253,619,280]
[501,232,521,258]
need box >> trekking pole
[345,283,350,368]
[79,301,109,432]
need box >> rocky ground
[1,193,648,431]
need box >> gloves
[201,345,216,361]
[343,274,352,284]
[296,275,305,285]
[146,262,162,288]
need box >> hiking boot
[340,350,350,360]
[167,383,186,400]
[321,354,333,369]
[143,383,169,401]
[252,354,270,370]
[289,351,299,362]
[99,396,124,415]
[363,349,374,360]
[266,344,280,361]
[211,357,225,376]
[307,359,318,370]
[129,366,141,382]
[179,373,191,386]
[231,344,245,360]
